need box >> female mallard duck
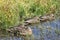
[24,16,40,24]
[40,13,55,22]
[7,25,32,36]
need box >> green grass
[0,0,59,29]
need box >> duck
[39,16,48,22]
[19,27,32,36]
[40,13,55,22]
[24,16,40,24]
[6,24,32,36]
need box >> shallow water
[31,19,60,40]
[0,17,60,40]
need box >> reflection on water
[0,19,60,40]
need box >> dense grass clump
[0,0,20,29]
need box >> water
[0,17,60,40]
[30,19,60,40]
